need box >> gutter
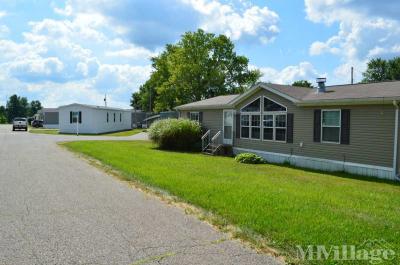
[393,100,400,179]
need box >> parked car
[31,120,43,128]
[12,117,28,131]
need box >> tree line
[0,95,42,123]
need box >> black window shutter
[341,109,350,144]
[78,111,82,123]
[313,109,321,142]
[186,112,190,119]
[70,111,72,124]
[286,113,294,143]
[199,112,203,123]
[235,113,241,138]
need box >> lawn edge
[58,142,292,264]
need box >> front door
[223,110,233,145]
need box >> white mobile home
[59,104,131,134]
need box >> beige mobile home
[176,80,400,180]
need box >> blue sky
[0,0,399,108]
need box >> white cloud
[183,0,279,43]
[257,62,324,85]
[0,11,7,19]
[306,0,400,83]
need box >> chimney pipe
[316,77,326,93]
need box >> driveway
[0,125,281,265]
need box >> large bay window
[321,110,341,143]
[240,96,287,141]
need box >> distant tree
[130,92,142,110]
[6,95,28,122]
[292,80,312,88]
[132,29,262,112]
[362,58,389,82]
[28,100,42,117]
[388,57,400,81]
[0,106,6,124]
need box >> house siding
[180,110,223,136]
[43,112,59,125]
[234,89,395,169]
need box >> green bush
[149,119,202,151]
[235,153,266,164]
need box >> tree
[0,106,6,124]
[132,29,262,112]
[6,95,29,122]
[361,57,400,83]
[292,80,312,88]
[28,100,42,117]
[130,92,142,110]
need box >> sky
[0,0,399,108]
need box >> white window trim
[189,111,200,122]
[321,109,341,144]
[240,113,261,140]
[262,112,287,143]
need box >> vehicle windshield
[14,118,26,122]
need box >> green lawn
[62,141,400,264]
[29,128,144,136]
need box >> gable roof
[175,95,239,110]
[175,80,400,110]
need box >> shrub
[235,153,266,164]
[149,118,202,151]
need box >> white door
[223,110,234,145]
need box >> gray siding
[44,112,59,125]
[180,110,223,136]
[234,90,395,168]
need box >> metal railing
[201,129,211,152]
[210,130,221,153]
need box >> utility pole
[351,67,354,84]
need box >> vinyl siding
[180,110,223,136]
[234,90,395,168]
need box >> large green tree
[292,80,312,88]
[133,29,262,112]
[362,57,400,83]
[28,100,42,117]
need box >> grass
[62,141,400,264]
[29,128,144,136]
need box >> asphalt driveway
[0,125,281,265]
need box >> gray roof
[39,108,59,113]
[175,95,239,110]
[175,81,400,109]
[58,103,130,112]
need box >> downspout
[393,100,399,179]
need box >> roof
[58,103,130,112]
[175,95,239,110]
[39,108,59,113]
[175,80,400,109]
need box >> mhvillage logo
[296,239,396,264]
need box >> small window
[107,112,109,123]
[264,97,286,112]
[251,115,261,139]
[71,111,79,123]
[240,114,250,138]
[241,98,260,112]
[322,110,341,143]
[189,112,199,122]
[113,113,116,122]
[120,113,122,122]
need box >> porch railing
[201,129,211,152]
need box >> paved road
[0,125,281,265]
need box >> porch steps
[202,144,223,155]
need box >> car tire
[12,127,15,131]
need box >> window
[262,114,286,141]
[189,112,199,122]
[322,110,341,143]
[120,113,122,122]
[241,98,260,112]
[241,114,261,139]
[107,112,109,123]
[70,111,81,123]
[264,97,287,112]
[113,113,116,122]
